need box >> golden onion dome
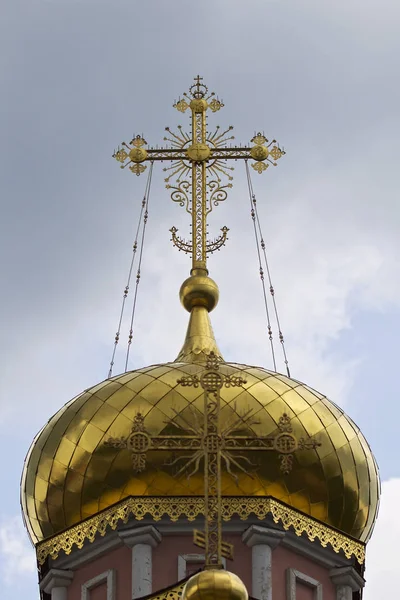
[182,570,248,600]
[21,304,379,545]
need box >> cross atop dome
[113,75,285,274]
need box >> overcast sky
[1,0,399,598]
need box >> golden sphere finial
[183,570,248,600]
[179,273,219,312]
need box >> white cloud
[364,479,400,598]
[0,517,36,586]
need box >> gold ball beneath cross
[180,274,219,312]
[182,570,248,600]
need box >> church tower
[21,77,379,600]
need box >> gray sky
[1,0,399,597]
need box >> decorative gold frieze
[151,580,186,600]
[36,496,365,565]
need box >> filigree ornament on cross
[104,412,151,472]
[112,76,285,270]
[113,135,148,176]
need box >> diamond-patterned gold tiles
[21,361,380,544]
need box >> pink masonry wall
[273,545,336,600]
[67,545,131,600]
[65,532,338,600]
[294,585,314,600]
[88,583,108,600]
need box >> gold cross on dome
[113,76,285,274]
[104,353,320,568]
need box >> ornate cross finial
[192,74,206,98]
[113,76,285,273]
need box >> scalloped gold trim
[151,580,186,600]
[36,496,365,565]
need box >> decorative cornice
[119,525,162,548]
[36,496,365,565]
[40,568,74,593]
[242,524,286,549]
[329,566,365,591]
